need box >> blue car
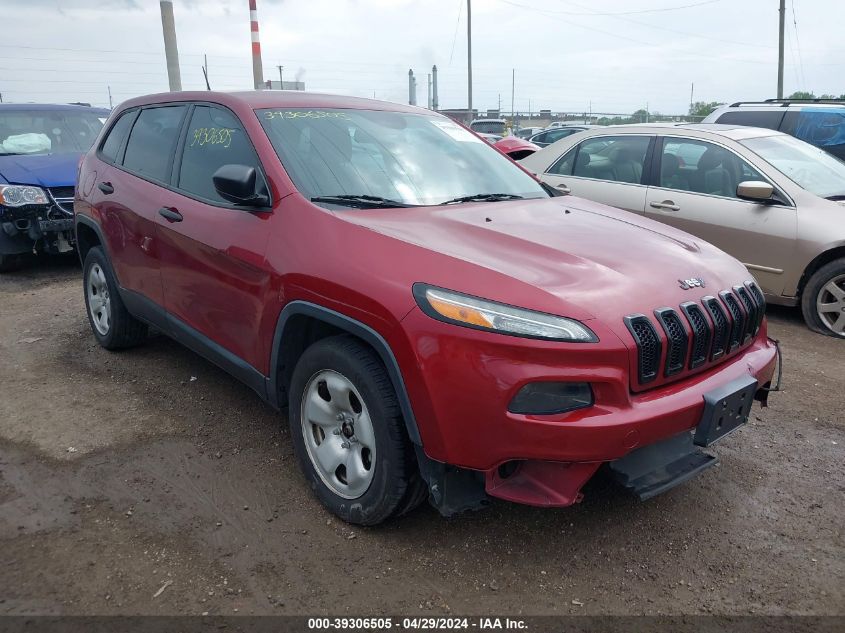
[0,103,109,271]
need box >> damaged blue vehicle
[0,103,108,271]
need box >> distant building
[264,80,305,90]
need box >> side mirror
[736,180,774,203]
[213,164,270,208]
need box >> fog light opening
[508,381,593,415]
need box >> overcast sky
[1,0,841,115]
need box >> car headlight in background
[0,185,49,207]
[413,284,597,342]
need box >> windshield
[741,134,845,199]
[257,108,546,206]
[0,109,105,156]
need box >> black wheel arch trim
[74,215,112,268]
[268,301,422,446]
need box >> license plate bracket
[694,375,758,447]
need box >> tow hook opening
[497,460,521,480]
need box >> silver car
[520,123,845,337]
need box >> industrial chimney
[249,0,265,90]
[159,1,182,91]
[408,69,417,106]
[432,65,439,111]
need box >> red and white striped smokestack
[249,0,265,90]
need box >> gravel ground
[0,255,843,616]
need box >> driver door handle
[555,183,571,194]
[97,182,114,195]
[650,200,680,211]
[158,207,183,222]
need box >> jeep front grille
[720,290,746,351]
[654,308,688,377]
[624,315,661,384]
[680,302,711,370]
[625,281,764,388]
[703,296,729,361]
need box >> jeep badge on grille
[679,277,706,290]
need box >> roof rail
[728,98,845,107]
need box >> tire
[801,258,845,338]
[83,246,148,349]
[288,334,420,525]
[0,254,21,273]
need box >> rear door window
[572,136,651,184]
[122,105,187,183]
[176,105,264,204]
[715,110,786,130]
[548,147,577,175]
[99,110,136,164]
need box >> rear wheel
[83,246,148,349]
[802,259,845,338]
[288,335,421,525]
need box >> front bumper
[401,307,778,506]
[0,204,75,255]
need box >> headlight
[413,284,598,342]
[0,185,49,207]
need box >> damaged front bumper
[0,189,76,256]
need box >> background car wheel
[801,258,845,338]
[0,254,21,273]
[83,246,148,349]
[288,334,422,525]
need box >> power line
[519,0,721,16]
[791,0,806,90]
[448,0,463,66]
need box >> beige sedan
[520,123,845,337]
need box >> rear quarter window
[98,110,136,164]
[715,110,786,130]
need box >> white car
[520,123,845,337]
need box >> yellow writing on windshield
[190,127,234,148]
[263,110,350,120]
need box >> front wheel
[288,335,421,525]
[83,246,148,349]
[801,259,845,338]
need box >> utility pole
[427,73,432,109]
[777,0,785,98]
[690,82,694,116]
[107,86,112,109]
[159,1,182,91]
[202,55,211,90]
[511,68,515,129]
[467,0,473,123]
[277,65,284,89]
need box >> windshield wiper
[440,193,524,205]
[825,194,845,201]
[310,194,415,209]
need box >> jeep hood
[339,196,752,325]
[0,153,80,187]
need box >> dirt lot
[0,256,843,617]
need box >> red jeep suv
[75,92,779,525]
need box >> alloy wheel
[87,263,111,336]
[816,274,845,336]
[300,369,377,499]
